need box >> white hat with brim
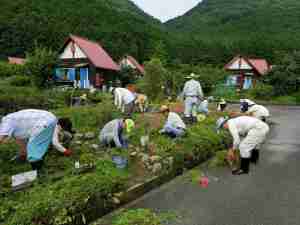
[185,73,197,79]
[244,99,256,106]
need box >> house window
[55,68,69,80]
[226,75,238,86]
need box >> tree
[25,46,58,88]
[137,58,167,100]
[264,51,300,95]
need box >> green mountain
[0,0,165,61]
[166,0,300,64]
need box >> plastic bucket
[112,156,128,169]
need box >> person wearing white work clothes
[216,116,269,175]
[240,99,270,122]
[182,73,204,123]
[0,109,73,170]
[113,88,136,115]
[159,105,186,138]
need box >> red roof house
[55,35,120,89]
[224,55,271,89]
[119,55,145,75]
[8,57,25,65]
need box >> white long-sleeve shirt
[99,119,123,148]
[114,88,136,106]
[227,116,266,150]
[164,112,186,130]
[0,109,66,153]
[247,105,270,119]
[182,79,204,98]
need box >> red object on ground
[199,177,209,188]
[64,149,73,157]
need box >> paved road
[128,106,300,225]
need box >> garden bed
[0,95,230,225]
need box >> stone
[152,163,162,174]
[130,151,137,157]
[75,133,84,139]
[112,197,121,205]
[85,132,96,140]
[150,155,161,163]
[91,144,99,150]
[167,156,174,167]
[113,192,124,198]
[141,154,150,163]
[75,141,82,145]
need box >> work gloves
[63,149,73,157]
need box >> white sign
[12,170,37,187]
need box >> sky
[130,0,202,22]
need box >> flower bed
[0,100,230,225]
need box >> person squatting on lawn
[159,105,186,138]
[99,118,135,149]
[0,109,73,170]
[113,87,136,116]
[216,116,269,175]
[238,99,270,122]
[182,73,204,124]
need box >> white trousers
[184,97,199,117]
[239,123,270,158]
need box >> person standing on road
[216,116,269,175]
[159,105,186,138]
[182,73,204,124]
[0,109,73,170]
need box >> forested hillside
[0,0,166,61]
[166,0,300,64]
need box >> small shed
[55,35,120,89]
[224,55,270,89]
[8,57,25,65]
[119,55,145,76]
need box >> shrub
[10,76,31,87]
[54,103,121,133]
[1,160,127,225]
[0,62,25,78]
[249,83,274,100]
[25,46,58,88]
[112,209,163,225]
[138,58,167,101]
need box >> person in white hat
[237,99,270,122]
[159,105,186,138]
[182,73,204,123]
[216,116,269,175]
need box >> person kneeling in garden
[159,105,186,138]
[0,109,73,170]
[99,118,135,149]
[216,116,269,175]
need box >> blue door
[68,68,76,81]
[80,68,89,89]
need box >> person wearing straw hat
[182,73,204,124]
[216,116,269,175]
[159,105,186,138]
[99,118,135,149]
